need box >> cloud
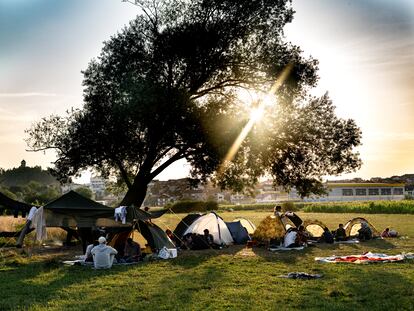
[0,92,58,98]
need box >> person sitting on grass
[320,227,334,244]
[334,224,347,241]
[123,238,141,262]
[358,222,373,241]
[91,237,118,269]
[166,229,180,247]
[296,225,309,245]
[283,228,300,248]
[381,227,390,238]
[203,229,215,247]
[273,205,283,218]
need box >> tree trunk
[120,176,149,207]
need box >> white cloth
[114,206,127,224]
[283,231,297,247]
[27,206,37,221]
[91,244,118,269]
[30,206,47,242]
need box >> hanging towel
[114,206,127,224]
[30,206,47,242]
[27,206,37,221]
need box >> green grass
[1,212,414,310]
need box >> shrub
[302,200,414,214]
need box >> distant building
[289,183,405,202]
[89,176,106,197]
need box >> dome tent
[225,220,250,244]
[253,215,286,243]
[344,217,380,238]
[183,212,234,245]
[173,213,202,239]
[233,217,256,235]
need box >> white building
[89,176,106,196]
[289,183,405,202]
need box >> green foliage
[26,0,361,208]
[219,202,302,212]
[168,200,218,213]
[74,187,94,199]
[302,200,414,214]
[0,164,57,187]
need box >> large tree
[26,0,361,206]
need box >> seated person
[166,229,181,247]
[358,222,373,241]
[91,237,118,269]
[273,205,282,218]
[320,227,334,244]
[84,240,99,262]
[203,229,215,247]
[381,227,390,238]
[334,224,347,241]
[296,225,308,245]
[182,233,193,250]
[283,228,299,248]
[191,233,210,250]
[123,237,141,262]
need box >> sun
[236,89,275,123]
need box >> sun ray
[218,63,294,175]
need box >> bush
[302,200,414,214]
[219,202,303,212]
[167,200,218,213]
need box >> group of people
[84,236,144,269]
[273,205,390,246]
[182,229,222,250]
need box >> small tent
[233,217,256,235]
[109,221,175,254]
[225,220,250,244]
[253,215,286,243]
[344,217,380,237]
[173,213,202,239]
[183,212,234,245]
[302,219,329,238]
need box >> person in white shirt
[91,237,118,269]
[283,228,299,248]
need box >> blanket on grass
[62,260,140,266]
[315,252,405,264]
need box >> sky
[0,0,413,183]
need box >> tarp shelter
[173,213,202,239]
[183,212,234,245]
[42,191,123,227]
[344,217,380,237]
[233,217,256,235]
[0,191,33,217]
[225,220,250,244]
[10,191,172,251]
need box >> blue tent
[225,220,250,244]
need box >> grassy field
[1,211,413,310]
